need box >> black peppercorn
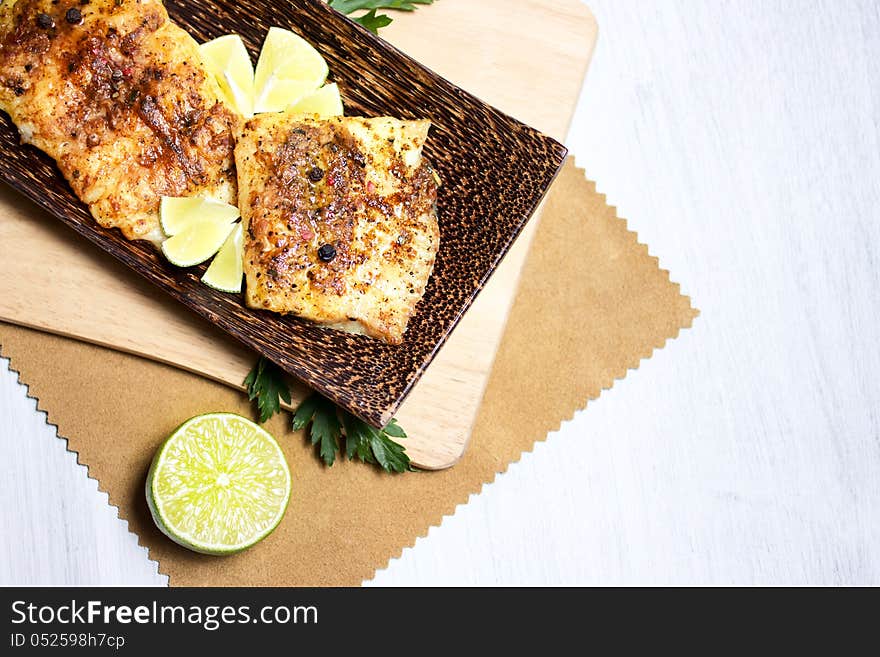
[317,244,336,262]
[36,13,54,29]
[308,167,324,183]
[65,7,83,24]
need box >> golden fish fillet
[235,114,440,345]
[0,0,238,244]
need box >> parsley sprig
[244,357,413,473]
[296,396,413,472]
[243,356,292,423]
[327,0,436,34]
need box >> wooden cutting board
[0,0,596,469]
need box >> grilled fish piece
[0,0,238,244]
[236,114,440,345]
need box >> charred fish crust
[236,114,440,344]
[136,93,205,181]
[0,0,240,243]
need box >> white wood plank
[0,357,164,585]
[3,0,880,585]
[371,0,880,585]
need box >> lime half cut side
[146,413,292,555]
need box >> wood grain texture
[0,0,597,468]
[373,0,880,585]
[0,0,568,428]
[4,0,880,587]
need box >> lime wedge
[200,34,255,118]
[160,196,240,237]
[161,218,236,268]
[287,83,344,118]
[257,78,320,114]
[202,223,244,293]
[146,413,291,555]
[254,27,328,113]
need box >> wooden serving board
[0,0,597,469]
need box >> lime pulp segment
[160,196,240,237]
[200,34,255,118]
[253,27,329,113]
[202,223,244,293]
[287,83,344,118]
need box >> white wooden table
[2,0,879,586]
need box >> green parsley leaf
[327,0,436,34]
[328,0,435,13]
[351,8,393,33]
[243,357,292,424]
[340,411,413,472]
[293,393,413,472]
[382,418,407,439]
[292,393,320,431]
[340,412,376,463]
[310,396,342,466]
[370,430,411,473]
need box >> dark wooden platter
[0,0,567,427]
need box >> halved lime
[200,34,255,118]
[254,27,328,113]
[161,218,236,268]
[202,223,244,293]
[160,196,240,237]
[146,413,292,555]
[287,83,344,118]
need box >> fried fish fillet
[235,114,440,344]
[0,0,238,244]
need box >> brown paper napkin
[0,159,696,585]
